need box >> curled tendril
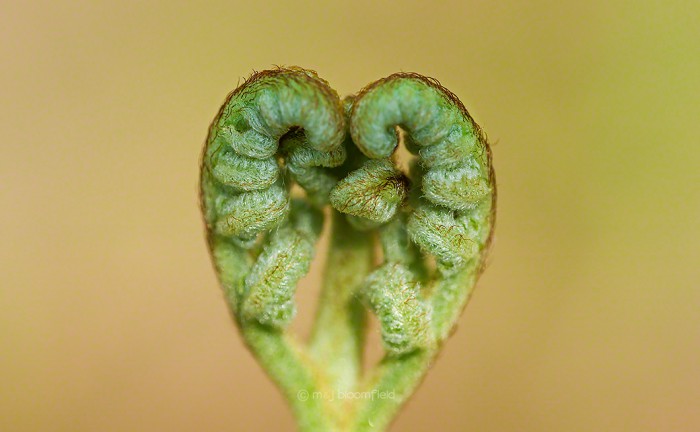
[334,73,495,348]
[201,67,346,330]
[200,67,495,432]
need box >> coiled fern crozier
[200,67,495,431]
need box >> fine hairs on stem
[199,66,496,431]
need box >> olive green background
[2,1,698,431]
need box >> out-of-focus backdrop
[2,1,698,431]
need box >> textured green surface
[200,67,495,431]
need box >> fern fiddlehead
[200,68,495,431]
[200,67,347,431]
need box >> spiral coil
[330,74,495,351]
[201,68,495,350]
[200,67,346,327]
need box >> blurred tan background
[2,1,699,431]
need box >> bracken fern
[200,67,495,431]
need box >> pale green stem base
[307,212,374,430]
[239,323,333,431]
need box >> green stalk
[239,323,332,431]
[308,212,374,428]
